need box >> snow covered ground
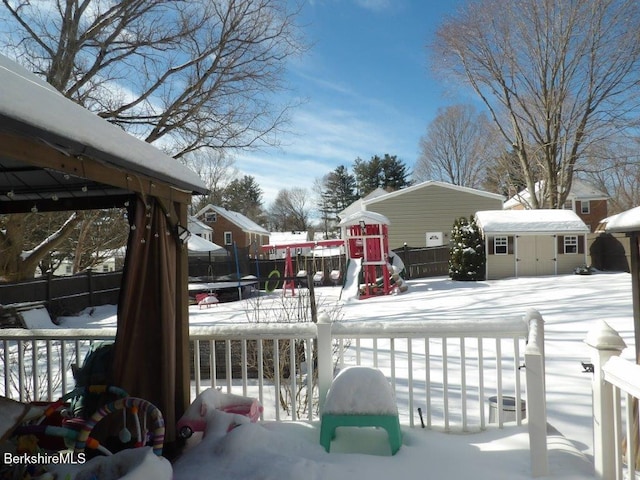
[53,271,635,479]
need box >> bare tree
[432,0,640,208]
[581,138,640,214]
[2,0,306,156]
[189,150,239,214]
[268,188,312,232]
[0,0,305,280]
[414,104,501,188]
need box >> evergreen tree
[449,216,485,281]
[353,154,411,196]
[222,175,264,223]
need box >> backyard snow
[53,271,637,479]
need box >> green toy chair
[319,366,402,455]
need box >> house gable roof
[504,179,608,209]
[339,181,503,218]
[195,204,269,235]
[475,209,590,234]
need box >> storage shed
[475,210,590,280]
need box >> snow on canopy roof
[475,209,589,234]
[187,235,227,255]
[605,206,640,233]
[0,54,207,195]
[339,210,390,227]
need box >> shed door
[516,236,556,277]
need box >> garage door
[516,236,556,277]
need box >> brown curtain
[112,195,179,443]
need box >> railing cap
[317,312,332,324]
[584,320,627,352]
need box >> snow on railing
[585,320,634,480]
[0,314,540,433]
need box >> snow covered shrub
[449,216,485,281]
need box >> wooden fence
[0,271,121,321]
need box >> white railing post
[585,320,627,479]
[316,312,333,415]
[524,308,548,477]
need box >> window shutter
[508,236,514,255]
[557,235,564,254]
[578,235,584,254]
[488,237,494,255]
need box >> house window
[224,231,233,245]
[564,235,578,254]
[65,265,72,274]
[205,212,217,222]
[580,201,590,214]
[494,236,508,255]
[103,265,110,272]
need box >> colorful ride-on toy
[177,388,263,438]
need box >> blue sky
[236,0,471,206]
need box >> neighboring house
[504,179,608,232]
[44,256,118,276]
[267,231,311,259]
[194,205,269,252]
[187,215,227,257]
[475,210,590,280]
[188,215,214,242]
[339,181,504,250]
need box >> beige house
[475,210,590,280]
[339,181,504,250]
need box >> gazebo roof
[604,206,640,233]
[0,54,207,213]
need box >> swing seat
[319,366,402,455]
[330,270,341,285]
[313,271,324,285]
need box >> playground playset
[262,210,407,300]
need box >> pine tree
[449,216,485,281]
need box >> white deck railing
[586,320,638,480]
[0,310,548,475]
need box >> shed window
[494,236,508,255]
[224,231,233,245]
[564,235,578,254]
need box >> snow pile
[323,366,398,415]
[21,307,60,329]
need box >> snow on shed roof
[475,209,589,234]
[605,206,640,233]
